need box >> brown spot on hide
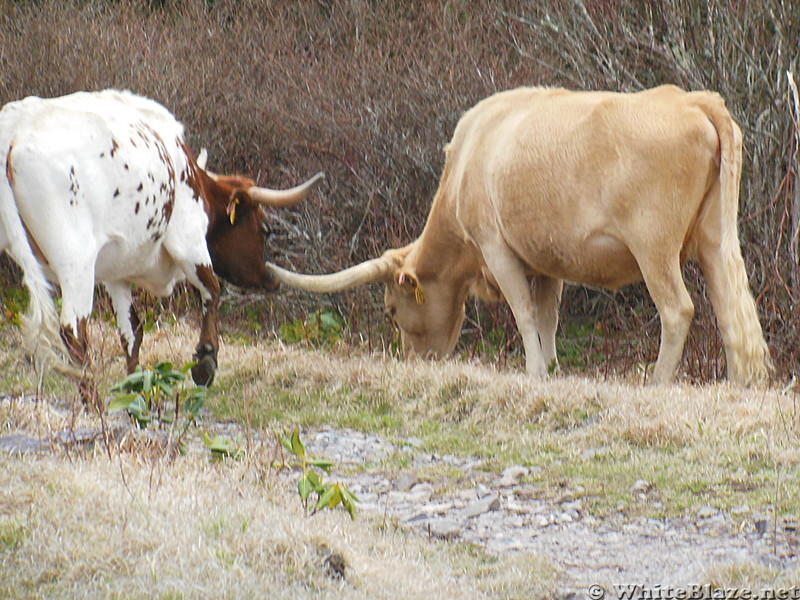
[162,195,173,222]
[135,202,140,214]
[113,188,120,198]
[137,182,143,192]
[110,138,119,157]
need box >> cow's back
[2,91,200,290]
[444,86,721,288]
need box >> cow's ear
[226,190,251,225]
[396,269,425,304]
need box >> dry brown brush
[0,0,798,381]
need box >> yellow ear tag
[415,285,425,305]
[228,198,239,225]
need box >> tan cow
[267,85,772,385]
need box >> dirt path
[299,426,798,592]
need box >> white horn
[197,148,208,169]
[195,148,219,180]
[266,255,394,293]
[249,172,325,207]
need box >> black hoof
[191,344,217,387]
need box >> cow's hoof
[191,344,217,387]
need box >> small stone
[427,519,462,540]
[580,446,611,461]
[394,472,419,492]
[464,494,501,519]
[409,482,434,496]
[630,479,653,495]
[498,465,529,486]
[696,505,718,519]
[535,514,552,527]
[556,492,575,504]
[403,512,430,524]
[374,479,392,493]
[476,483,492,499]
[513,486,539,501]
[754,519,770,535]
[506,500,530,515]
[386,491,410,504]
[730,504,751,516]
[355,491,378,503]
[0,434,48,455]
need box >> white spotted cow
[0,89,323,403]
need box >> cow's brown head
[190,153,324,291]
[265,242,469,360]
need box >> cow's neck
[412,196,477,295]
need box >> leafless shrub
[0,0,797,381]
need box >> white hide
[0,90,214,369]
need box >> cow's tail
[0,142,73,376]
[698,93,773,385]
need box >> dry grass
[1,446,557,599]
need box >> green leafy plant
[275,428,359,520]
[279,310,343,348]
[109,361,207,436]
[203,433,245,462]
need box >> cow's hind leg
[638,256,694,384]
[480,242,549,376]
[58,276,100,407]
[104,282,143,374]
[533,275,563,372]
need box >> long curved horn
[195,148,221,181]
[196,148,209,170]
[266,255,394,293]
[249,172,325,207]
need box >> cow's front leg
[189,264,220,386]
[479,241,549,376]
